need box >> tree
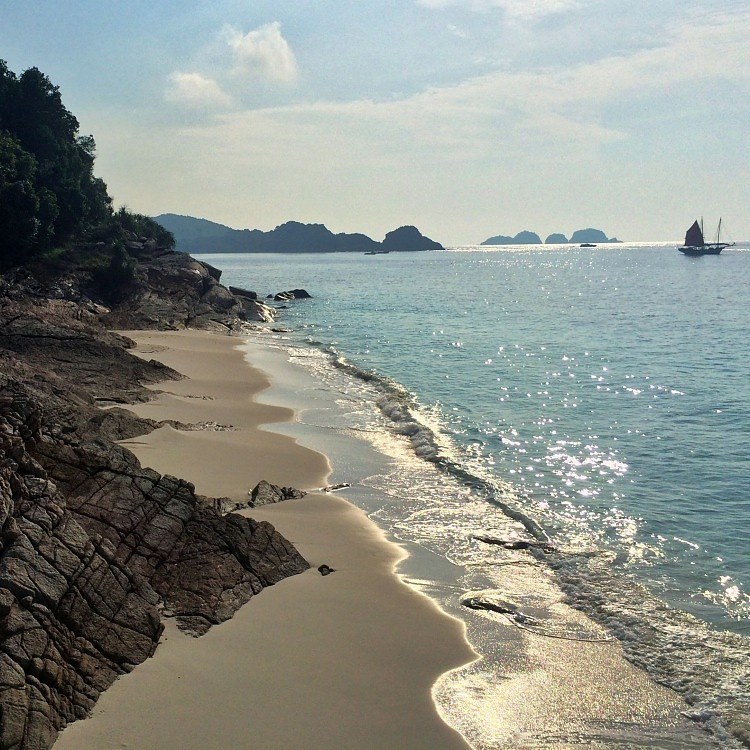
[0,61,113,268]
[113,208,175,249]
[0,132,56,266]
[0,61,173,276]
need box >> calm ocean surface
[199,244,750,746]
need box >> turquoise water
[200,245,750,745]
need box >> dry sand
[55,329,476,750]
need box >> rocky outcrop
[100,250,277,331]
[236,296,276,324]
[569,228,619,244]
[490,231,541,245]
[0,249,310,747]
[482,228,621,245]
[381,226,443,252]
[249,480,307,508]
[272,289,312,302]
[0,379,164,748]
[228,286,257,300]
[481,230,541,246]
[35,439,307,635]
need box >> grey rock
[273,289,312,301]
[101,251,245,332]
[249,480,307,507]
[237,297,276,323]
[0,250,310,747]
[228,286,257,300]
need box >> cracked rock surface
[0,257,308,748]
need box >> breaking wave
[325,345,550,544]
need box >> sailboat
[678,218,734,255]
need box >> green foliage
[0,132,42,265]
[82,207,175,251]
[113,207,175,250]
[0,60,175,280]
[90,244,137,304]
[0,60,113,270]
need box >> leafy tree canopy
[0,61,172,272]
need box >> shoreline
[54,327,720,749]
[55,329,476,750]
[239,334,720,749]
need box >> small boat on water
[678,218,734,255]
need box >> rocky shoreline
[0,243,310,748]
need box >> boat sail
[678,218,734,255]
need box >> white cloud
[165,72,233,109]
[169,8,750,167]
[222,22,298,84]
[145,7,749,242]
[164,21,298,112]
[529,7,750,102]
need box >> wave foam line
[324,346,550,544]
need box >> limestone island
[154,214,443,254]
[481,228,621,245]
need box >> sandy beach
[55,329,476,750]
[53,328,717,750]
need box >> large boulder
[249,480,307,507]
[273,289,312,301]
[237,297,277,323]
[228,286,257,300]
[102,251,247,331]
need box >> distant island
[481,228,620,245]
[154,214,443,254]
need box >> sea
[197,244,750,748]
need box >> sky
[1,1,748,244]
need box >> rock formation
[482,228,620,245]
[381,226,443,252]
[100,244,277,330]
[249,480,307,508]
[480,230,542,246]
[0,245,309,747]
[154,214,444,254]
[273,289,312,302]
[569,228,618,244]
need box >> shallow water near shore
[202,245,750,747]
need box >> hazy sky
[2,1,748,244]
